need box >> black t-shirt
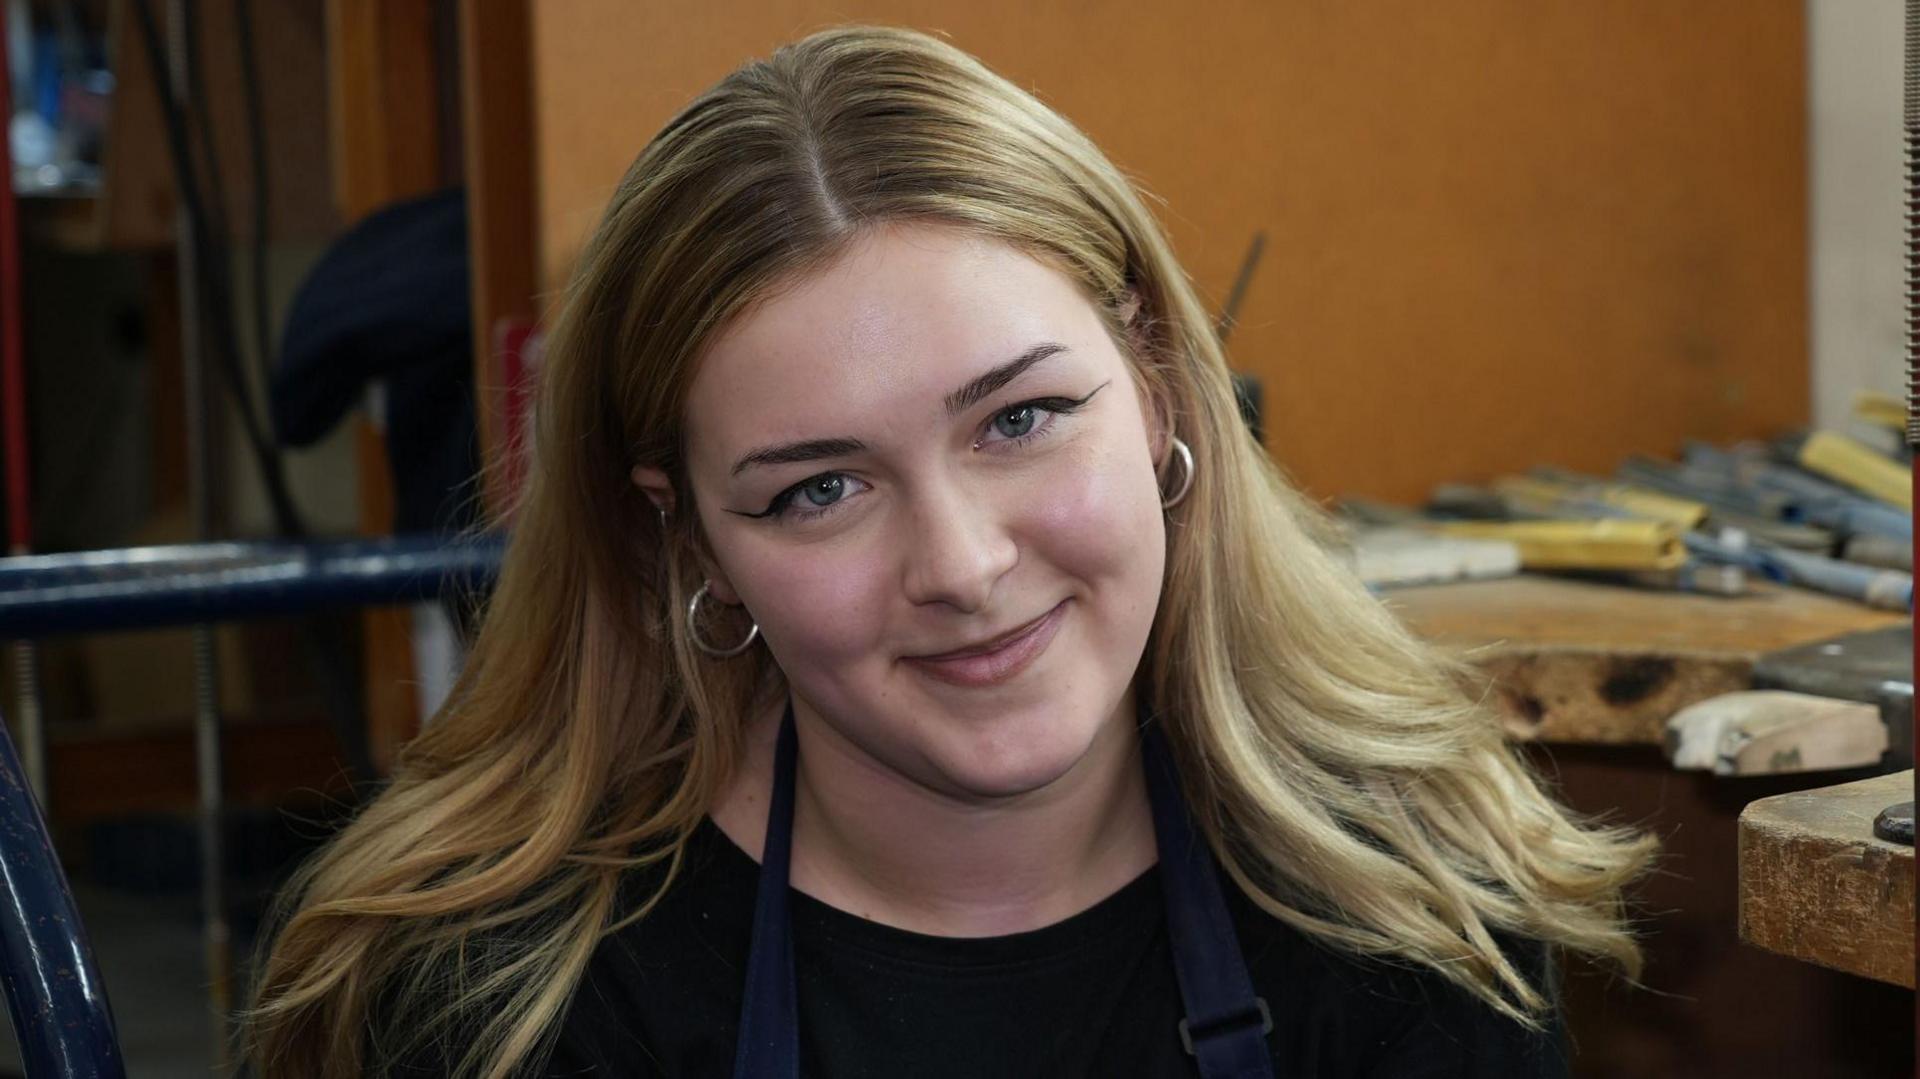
[518,817,1568,1078]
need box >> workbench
[1383,574,1906,745]
[1739,770,1914,989]
[1383,572,1913,1077]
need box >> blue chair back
[0,708,125,1077]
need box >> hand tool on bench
[1666,624,1913,776]
[1775,431,1911,512]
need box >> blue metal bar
[0,710,125,1077]
[0,532,506,637]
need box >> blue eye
[800,475,845,507]
[750,472,869,521]
[976,385,1107,450]
[992,406,1037,439]
[731,381,1110,524]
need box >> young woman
[244,25,1657,1079]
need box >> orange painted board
[525,2,1806,502]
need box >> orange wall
[527,3,1806,503]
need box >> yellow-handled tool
[1853,390,1905,433]
[1796,431,1911,511]
[1495,474,1708,530]
[1428,518,1686,572]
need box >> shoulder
[1356,932,1567,1079]
[543,821,758,1075]
[1229,887,1568,1078]
[367,824,749,1077]
[576,823,759,995]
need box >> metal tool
[1873,802,1914,845]
[1750,625,1913,771]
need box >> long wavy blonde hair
[243,24,1657,1078]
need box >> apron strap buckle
[1177,996,1272,1057]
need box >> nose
[899,476,1019,613]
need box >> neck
[712,690,1156,938]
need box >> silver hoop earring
[1161,437,1195,509]
[687,580,760,658]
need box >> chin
[926,704,1109,800]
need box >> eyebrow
[728,342,1071,477]
[942,342,1069,417]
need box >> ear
[1110,286,1171,460]
[1147,389,1175,468]
[631,464,745,606]
[630,465,675,515]
[1129,366,1175,466]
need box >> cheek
[1021,437,1167,605]
[734,550,894,674]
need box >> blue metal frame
[0,708,125,1077]
[0,531,508,1070]
[0,532,506,637]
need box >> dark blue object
[274,189,479,538]
[0,532,505,637]
[731,699,1275,1079]
[0,707,126,1077]
[1142,718,1275,1077]
[729,703,801,1079]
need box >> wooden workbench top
[1737,770,1915,988]
[1383,574,1905,744]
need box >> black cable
[131,0,375,788]
[222,0,373,790]
[129,0,306,540]
[180,1,233,277]
[232,0,272,392]
[220,0,375,791]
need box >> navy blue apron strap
[1142,719,1277,1079]
[732,702,802,1079]
[733,699,1275,1078]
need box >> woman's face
[646,222,1169,801]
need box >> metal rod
[1907,0,1918,447]
[0,0,47,810]
[165,0,232,1064]
[6,641,40,801]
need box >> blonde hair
[243,24,1656,1077]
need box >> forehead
[683,224,1102,468]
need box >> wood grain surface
[1738,770,1915,988]
[327,0,449,774]
[459,0,538,522]
[1383,575,1905,744]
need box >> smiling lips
[905,601,1068,688]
